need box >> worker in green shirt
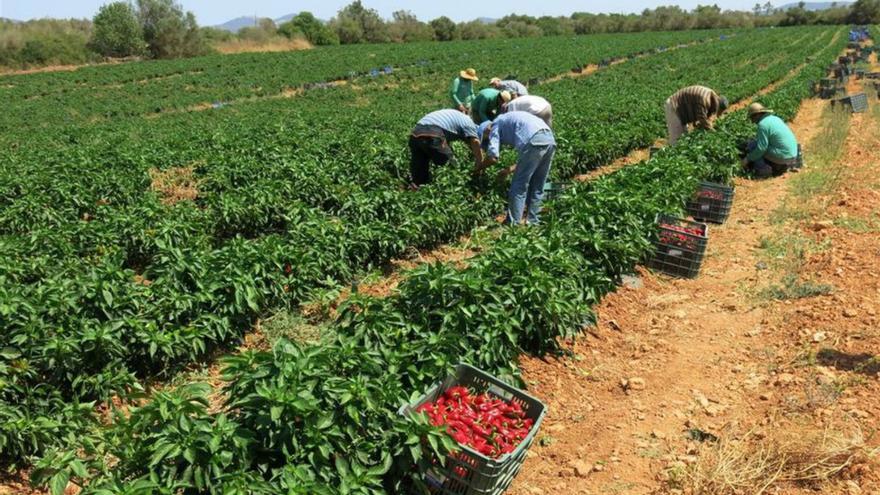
[741,103,799,178]
[450,68,479,113]
[472,88,512,124]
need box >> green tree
[238,18,277,43]
[279,12,339,45]
[848,0,880,23]
[137,0,205,58]
[693,4,723,29]
[535,16,575,36]
[780,2,817,25]
[429,16,458,41]
[388,10,433,42]
[90,2,145,57]
[330,1,388,44]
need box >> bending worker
[450,68,478,114]
[472,88,512,124]
[505,94,553,127]
[475,111,556,226]
[741,103,799,178]
[490,77,529,97]
[409,109,483,188]
[664,85,728,145]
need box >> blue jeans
[506,130,556,225]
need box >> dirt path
[508,71,879,495]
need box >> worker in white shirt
[504,95,553,127]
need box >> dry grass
[148,165,200,205]
[679,420,874,494]
[213,38,312,55]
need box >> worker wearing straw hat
[472,88,512,124]
[451,68,479,113]
[742,103,799,178]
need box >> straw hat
[460,68,479,81]
[490,77,502,84]
[499,91,512,103]
[747,102,773,118]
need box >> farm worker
[741,103,799,179]
[490,78,529,97]
[475,111,556,225]
[504,95,553,127]
[409,109,484,188]
[664,85,729,145]
[472,88,512,124]
[450,68,479,113]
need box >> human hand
[497,165,515,181]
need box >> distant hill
[1,17,21,23]
[275,13,297,24]
[778,1,851,10]
[215,16,262,32]
[215,13,327,32]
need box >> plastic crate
[400,363,547,495]
[685,181,735,224]
[832,93,869,113]
[647,215,708,279]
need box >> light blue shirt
[417,109,479,141]
[500,80,528,96]
[486,111,554,159]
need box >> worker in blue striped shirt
[409,109,484,188]
[475,112,556,225]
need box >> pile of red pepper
[696,189,725,200]
[416,386,534,459]
[659,222,705,250]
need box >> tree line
[220,0,879,47]
[2,0,880,71]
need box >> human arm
[694,104,711,130]
[468,138,484,173]
[746,124,770,162]
[450,78,466,110]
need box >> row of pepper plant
[22,28,847,494]
[0,26,837,469]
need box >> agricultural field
[0,25,862,494]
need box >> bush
[90,2,145,58]
[279,12,339,46]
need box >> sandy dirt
[508,72,880,495]
[213,38,312,55]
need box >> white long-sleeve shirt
[506,95,551,115]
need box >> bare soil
[213,38,312,55]
[508,83,880,495]
[148,165,200,205]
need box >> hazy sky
[2,0,762,26]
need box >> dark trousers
[409,125,453,186]
[745,139,794,178]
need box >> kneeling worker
[409,109,484,188]
[665,85,728,145]
[505,94,553,127]
[475,111,556,225]
[742,103,799,178]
